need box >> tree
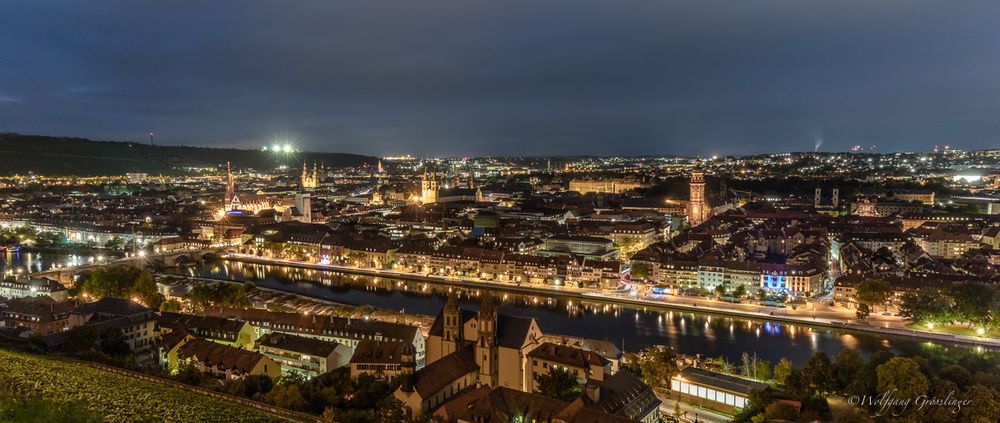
[876,357,929,400]
[77,266,162,308]
[832,349,865,393]
[714,283,728,297]
[159,299,182,313]
[132,270,162,309]
[961,385,1000,423]
[630,262,650,280]
[855,279,892,313]
[755,288,768,302]
[939,364,973,387]
[176,363,210,386]
[899,288,953,326]
[751,402,798,423]
[734,285,748,299]
[951,282,997,329]
[755,360,772,382]
[713,356,735,375]
[535,367,582,401]
[99,328,130,357]
[740,352,769,381]
[227,375,274,398]
[774,358,794,385]
[104,237,126,250]
[637,346,679,390]
[60,325,100,354]
[801,352,835,395]
[186,282,252,311]
[924,380,961,423]
[266,383,307,410]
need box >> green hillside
[0,348,287,422]
[0,133,377,176]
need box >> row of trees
[75,266,162,309]
[900,282,999,330]
[185,282,254,311]
[622,343,1000,422]
[75,268,253,314]
[742,348,1000,423]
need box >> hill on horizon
[0,133,377,176]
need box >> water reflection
[1,251,117,275]
[176,259,975,366]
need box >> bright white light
[282,144,292,153]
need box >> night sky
[2,1,999,156]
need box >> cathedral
[395,294,542,413]
[418,167,484,204]
[301,161,319,189]
[393,295,660,422]
[420,168,440,204]
[222,162,279,215]
[219,162,312,222]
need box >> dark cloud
[1,1,998,156]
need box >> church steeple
[476,295,498,387]
[420,165,438,204]
[224,161,235,211]
[441,292,462,357]
[301,160,318,189]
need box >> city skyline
[3,1,1000,156]
[5,2,1000,422]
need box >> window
[735,396,746,408]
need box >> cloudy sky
[2,1,999,156]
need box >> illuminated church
[395,294,542,413]
[301,161,319,189]
[221,162,312,222]
[418,168,483,204]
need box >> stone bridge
[30,249,225,288]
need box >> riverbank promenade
[223,253,1000,349]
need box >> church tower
[421,168,439,204]
[224,162,235,211]
[475,295,499,387]
[442,293,461,357]
[688,169,707,226]
[301,161,318,189]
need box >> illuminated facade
[301,161,319,189]
[671,367,767,414]
[688,170,708,226]
[420,169,440,204]
[568,178,644,194]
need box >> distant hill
[0,133,377,176]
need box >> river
[1,250,118,276]
[173,259,972,366]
